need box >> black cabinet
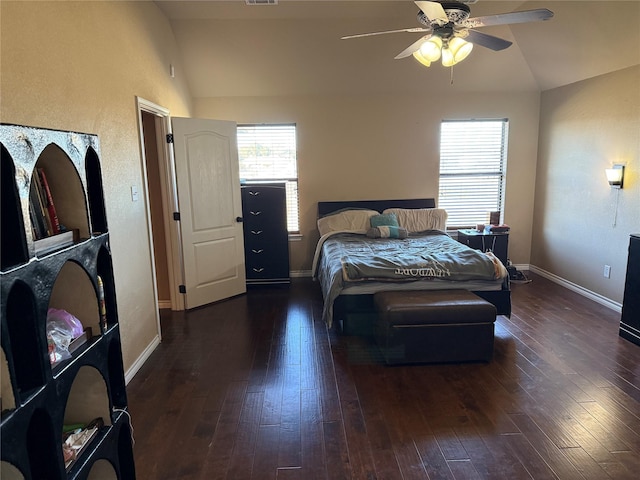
[457,229,510,266]
[620,234,640,346]
[1,124,135,479]
[241,183,290,285]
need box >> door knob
[236,216,243,222]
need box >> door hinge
[166,133,174,144]
[173,212,180,221]
[179,285,186,294]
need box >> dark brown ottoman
[374,290,497,365]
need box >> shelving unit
[1,124,135,479]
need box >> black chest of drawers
[241,183,290,285]
[620,234,640,346]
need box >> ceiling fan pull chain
[450,65,454,85]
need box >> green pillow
[370,213,399,228]
[366,226,408,239]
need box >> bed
[312,199,511,334]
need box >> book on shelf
[32,171,52,236]
[38,168,61,235]
[29,180,48,239]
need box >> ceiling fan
[342,1,554,68]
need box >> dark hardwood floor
[126,273,640,479]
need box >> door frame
[136,97,186,314]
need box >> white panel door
[171,117,246,309]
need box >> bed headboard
[317,198,436,218]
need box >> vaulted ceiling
[154,1,640,97]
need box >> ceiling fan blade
[465,30,512,51]
[394,35,432,59]
[464,9,553,28]
[341,27,429,40]
[414,1,447,22]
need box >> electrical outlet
[604,265,611,278]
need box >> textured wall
[533,66,640,303]
[1,0,193,371]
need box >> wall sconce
[605,164,625,188]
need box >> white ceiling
[154,0,640,97]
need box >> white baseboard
[124,335,161,385]
[529,265,622,313]
[157,300,171,309]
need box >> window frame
[237,123,299,233]
[438,118,509,230]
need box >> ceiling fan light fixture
[448,36,473,63]
[419,36,442,62]
[412,50,432,67]
[441,47,455,67]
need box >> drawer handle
[252,268,264,273]
[250,211,262,216]
[249,191,260,196]
[252,249,264,254]
[250,230,263,235]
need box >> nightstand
[457,229,509,266]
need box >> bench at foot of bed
[373,289,497,365]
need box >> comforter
[313,230,507,328]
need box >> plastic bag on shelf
[46,308,84,364]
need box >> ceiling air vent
[245,0,278,5]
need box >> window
[237,124,299,232]
[438,119,508,228]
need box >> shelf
[39,144,89,233]
[49,260,103,340]
[64,366,111,428]
[68,411,135,479]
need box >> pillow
[382,208,448,232]
[317,209,379,236]
[370,213,399,228]
[366,226,408,239]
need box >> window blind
[237,124,299,232]
[438,119,508,228]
